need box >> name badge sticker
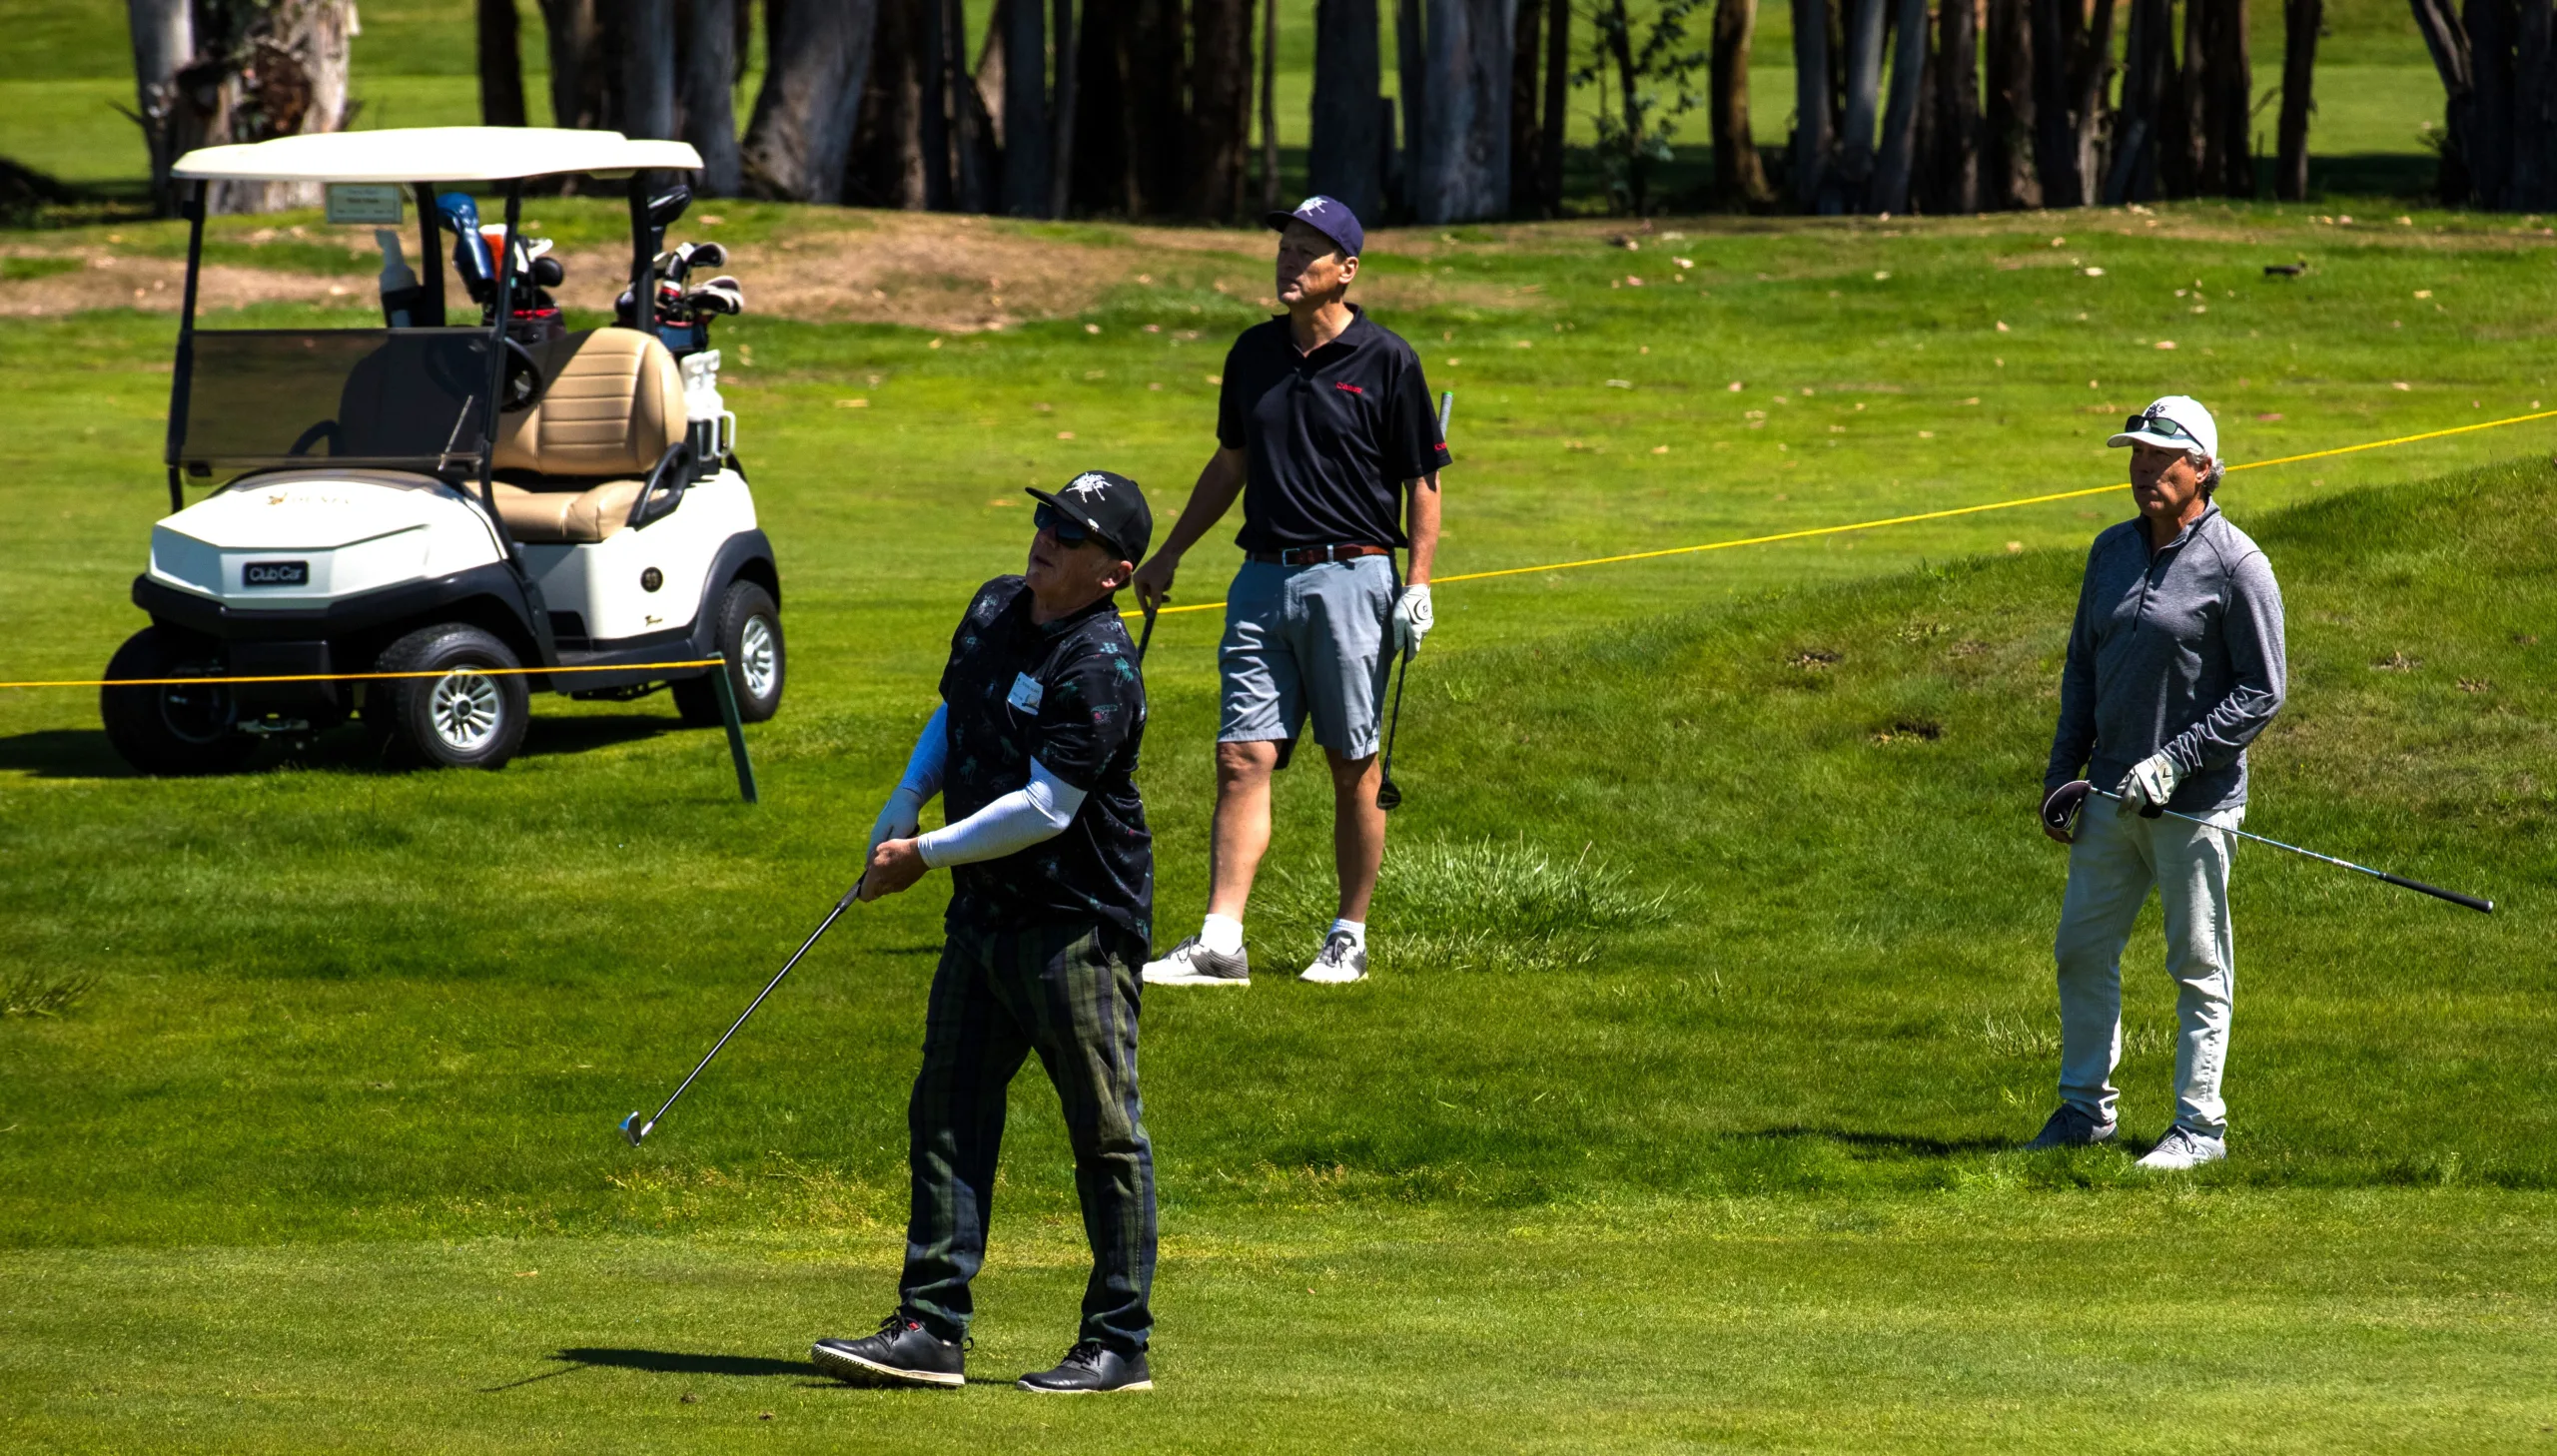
[1006,672,1045,714]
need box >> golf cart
[103,127,784,774]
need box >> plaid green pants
[900,919,1157,1351]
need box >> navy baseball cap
[1264,194,1363,259]
[1026,469,1153,564]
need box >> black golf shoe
[812,1311,966,1388]
[1017,1339,1153,1394]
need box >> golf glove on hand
[1390,585,1434,658]
[2116,752,2181,818]
[869,788,924,859]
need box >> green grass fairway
[3,209,2555,1449]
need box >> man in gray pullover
[2034,395,2286,1171]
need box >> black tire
[99,626,257,776]
[372,624,529,770]
[674,580,784,727]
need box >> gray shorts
[1218,556,1397,761]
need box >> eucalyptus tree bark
[1539,0,1568,208]
[476,0,528,129]
[1192,0,1256,220]
[1073,0,1121,210]
[1310,0,1388,223]
[125,0,194,214]
[2408,0,2476,204]
[1792,0,1841,211]
[1511,0,1545,215]
[2108,0,2172,202]
[1261,0,1280,210]
[2274,0,2319,199]
[2166,0,2205,193]
[1931,0,1982,213]
[950,0,1000,211]
[2028,0,2111,206]
[2511,0,2556,207]
[1869,0,1931,212]
[1711,0,1774,207]
[1415,0,1512,221]
[1983,0,2040,207]
[741,0,885,202]
[624,0,678,140]
[680,0,742,194]
[2196,0,2252,196]
[1838,0,1887,203]
[2468,0,2517,206]
[1397,0,1428,212]
[1125,0,1187,215]
[537,0,608,129]
[180,0,360,212]
[1057,0,1083,216]
[1003,0,1052,214]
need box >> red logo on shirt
[1333,381,1365,394]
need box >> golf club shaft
[1377,647,1409,781]
[637,884,860,1135]
[1137,600,1158,664]
[2091,788,2492,914]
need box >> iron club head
[619,1111,650,1145]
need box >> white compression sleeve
[869,704,950,856]
[915,758,1086,868]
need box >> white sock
[1327,919,1366,949]
[1200,914,1245,955]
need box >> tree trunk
[2107,0,2170,201]
[1057,0,1083,216]
[126,0,194,215]
[1311,0,1387,223]
[180,0,360,213]
[1397,0,1428,215]
[1793,0,1841,210]
[1840,0,1888,203]
[2168,0,2206,193]
[2027,0,2080,203]
[2410,0,2476,205]
[1870,0,1931,211]
[1511,0,1543,216]
[850,0,932,206]
[477,0,528,129]
[1073,0,1124,212]
[2072,0,2118,196]
[2275,0,2319,199]
[1983,0,2039,207]
[741,0,885,201]
[681,0,742,193]
[1004,0,1051,214]
[1603,0,1644,210]
[625,0,678,140]
[1932,0,1981,212]
[978,0,1008,146]
[1193,0,1255,220]
[1415,0,1511,221]
[1261,0,1280,210]
[1539,0,1567,209]
[2467,0,2515,205]
[951,0,1001,210]
[1712,0,1774,207]
[537,0,608,128]
[2513,0,2557,207]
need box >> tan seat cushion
[492,328,684,477]
[490,479,644,543]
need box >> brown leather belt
[1247,544,1393,566]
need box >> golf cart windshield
[172,329,492,474]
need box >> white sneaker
[1141,936,1251,987]
[2133,1126,2226,1171]
[1298,932,1368,985]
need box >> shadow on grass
[1736,1125,2017,1157]
[0,712,690,781]
[0,729,132,779]
[481,1347,811,1391]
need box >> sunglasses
[2124,412,2198,444]
[1034,502,1118,554]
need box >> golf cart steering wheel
[287,419,342,456]
[498,339,547,413]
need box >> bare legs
[1205,740,1383,925]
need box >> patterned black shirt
[937,576,1151,945]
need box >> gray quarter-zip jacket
[2045,503,2286,813]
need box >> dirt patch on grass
[0,251,358,316]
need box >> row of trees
[123,0,2557,218]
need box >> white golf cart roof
[172,127,703,184]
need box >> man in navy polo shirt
[1131,196,1448,989]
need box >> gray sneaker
[2023,1104,2119,1149]
[1142,936,1251,987]
[2133,1125,2227,1170]
[1298,932,1368,985]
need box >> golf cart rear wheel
[99,626,257,776]
[674,580,784,727]
[372,624,529,770]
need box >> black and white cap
[2109,394,2219,459]
[1026,470,1154,563]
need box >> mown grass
[1,207,2552,1448]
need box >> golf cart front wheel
[674,580,784,727]
[372,624,529,770]
[99,626,257,776]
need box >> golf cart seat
[489,327,685,543]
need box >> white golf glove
[2116,752,2181,818]
[1390,584,1434,658]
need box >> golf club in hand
[1373,646,1411,811]
[621,878,864,1145]
[2042,781,2493,914]
[1137,598,1159,666]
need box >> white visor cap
[2108,394,2218,459]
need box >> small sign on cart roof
[325,184,405,225]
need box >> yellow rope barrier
[1124,405,2557,621]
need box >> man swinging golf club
[2032,396,2286,1171]
[812,470,1160,1394]
[1132,195,1448,988]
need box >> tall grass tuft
[2,968,97,1018]
[1266,838,1672,975]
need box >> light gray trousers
[2053,799,2242,1138]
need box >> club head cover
[689,241,727,269]
[2040,780,2091,842]
[690,277,744,316]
